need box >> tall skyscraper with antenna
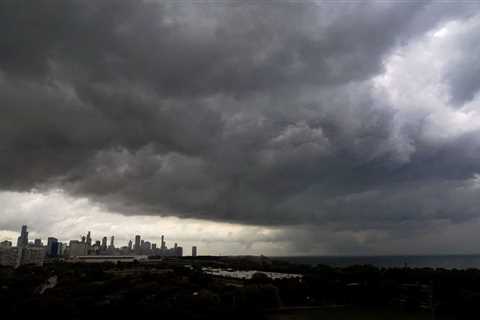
[17,225,28,248]
[86,231,92,247]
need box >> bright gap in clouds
[0,190,287,256]
[375,16,480,144]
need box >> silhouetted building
[17,225,28,248]
[86,231,92,246]
[128,240,133,251]
[192,246,197,257]
[101,237,108,251]
[34,239,43,247]
[109,236,115,249]
[161,235,165,250]
[176,246,183,257]
[134,235,141,251]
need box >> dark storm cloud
[2,0,480,236]
[0,1,421,93]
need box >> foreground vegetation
[1,257,479,319]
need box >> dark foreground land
[1,256,479,319]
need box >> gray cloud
[442,18,480,105]
[2,0,480,252]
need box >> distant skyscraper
[192,246,197,257]
[134,235,141,251]
[16,226,28,265]
[17,225,28,248]
[47,237,59,257]
[81,236,86,243]
[101,237,108,250]
[86,231,92,246]
[109,236,115,249]
[128,240,133,250]
[57,242,64,256]
[152,243,157,250]
[34,239,43,247]
[161,235,165,251]
[176,246,183,257]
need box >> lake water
[272,255,480,269]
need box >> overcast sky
[2,1,480,255]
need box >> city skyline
[1,224,197,257]
[1,224,203,268]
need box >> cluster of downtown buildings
[0,225,198,267]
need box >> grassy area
[266,306,435,320]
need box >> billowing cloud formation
[2,1,480,253]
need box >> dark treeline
[1,259,479,319]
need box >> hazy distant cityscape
[0,225,197,267]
